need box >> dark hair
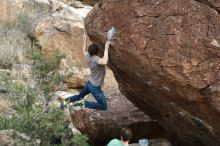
[88,44,99,56]
[121,127,132,141]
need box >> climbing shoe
[73,99,85,107]
[60,97,70,109]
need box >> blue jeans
[69,81,107,110]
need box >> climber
[107,127,133,146]
[60,32,111,110]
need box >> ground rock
[0,130,35,146]
[70,88,167,145]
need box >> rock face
[70,88,167,145]
[85,0,220,146]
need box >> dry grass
[0,98,11,112]
[0,14,32,69]
[0,28,30,67]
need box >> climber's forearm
[98,41,110,65]
[100,48,109,65]
[83,33,88,56]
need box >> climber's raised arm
[98,41,111,65]
[83,32,88,56]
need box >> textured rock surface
[196,0,220,12]
[64,76,86,89]
[85,0,220,146]
[70,88,167,145]
[83,0,101,6]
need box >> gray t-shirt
[85,53,106,86]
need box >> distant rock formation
[0,0,92,68]
[85,0,220,146]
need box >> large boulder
[70,88,167,145]
[85,0,220,146]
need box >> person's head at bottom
[121,127,132,144]
[107,127,132,146]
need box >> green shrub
[0,72,11,93]
[0,45,90,145]
[11,81,27,93]
[27,46,65,78]
[27,46,66,102]
[0,46,66,145]
[0,88,68,145]
[17,15,29,27]
[72,134,90,146]
[0,72,27,93]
